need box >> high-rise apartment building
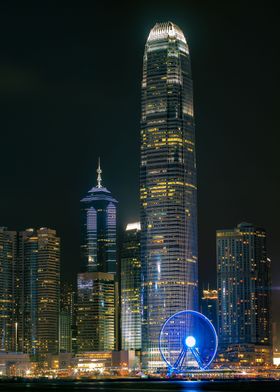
[77,272,117,351]
[80,161,118,273]
[18,228,60,360]
[0,227,17,352]
[121,222,141,351]
[217,222,272,365]
[140,22,198,370]
[201,288,218,331]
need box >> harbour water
[0,380,280,392]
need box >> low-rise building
[112,350,140,372]
[74,351,112,375]
[0,352,31,377]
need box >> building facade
[59,282,75,353]
[140,22,198,370]
[121,222,141,351]
[18,228,60,361]
[0,227,17,352]
[201,288,218,332]
[80,161,118,273]
[77,272,117,351]
[59,311,72,354]
[217,222,272,365]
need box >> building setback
[217,222,272,365]
[121,222,141,351]
[18,228,60,360]
[140,22,198,370]
[0,227,17,352]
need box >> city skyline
[0,0,279,327]
[0,1,279,379]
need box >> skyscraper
[18,228,60,361]
[78,161,119,352]
[121,222,141,351]
[80,160,118,273]
[140,22,198,370]
[0,227,17,352]
[217,222,272,365]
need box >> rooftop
[147,21,187,44]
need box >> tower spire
[97,157,102,188]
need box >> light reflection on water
[0,380,279,391]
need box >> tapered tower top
[147,21,187,44]
[96,157,102,188]
[81,158,117,204]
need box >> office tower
[80,160,118,273]
[78,161,119,352]
[140,22,198,370]
[201,287,218,331]
[217,222,272,365]
[77,272,117,351]
[18,228,60,361]
[0,227,17,351]
[121,222,141,351]
[59,282,75,353]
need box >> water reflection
[0,380,279,391]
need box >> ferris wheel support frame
[159,309,218,374]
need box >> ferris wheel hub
[185,335,196,348]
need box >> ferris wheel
[159,310,218,373]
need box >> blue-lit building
[217,222,272,365]
[140,22,198,371]
[78,161,119,352]
[80,161,118,273]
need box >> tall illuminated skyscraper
[18,228,60,360]
[140,22,198,370]
[0,227,17,352]
[78,161,119,352]
[217,223,272,365]
[121,222,141,351]
[80,160,118,273]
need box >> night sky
[0,2,279,321]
